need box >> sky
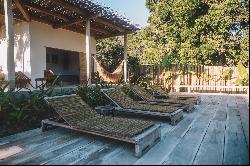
[94,0,150,27]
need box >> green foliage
[235,63,249,85]
[130,0,249,66]
[0,83,55,131]
[96,37,124,72]
[128,56,141,84]
[76,84,111,108]
[0,77,71,136]
[96,37,141,83]
[120,84,142,101]
[146,0,158,12]
[220,68,233,80]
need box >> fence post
[176,75,180,92]
[188,86,191,93]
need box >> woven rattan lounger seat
[101,88,183,125]
[41,95,161,157]
[130,85,198,112]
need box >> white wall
[29,21,96,83]
[0,22,31,79]
[0,20,97,84]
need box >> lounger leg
[135,144,143,157]
[41,121,49,132]
[170,110,183,125]
[41,119,57,132]
[134,125,161,157]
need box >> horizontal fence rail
[129,64,249,94]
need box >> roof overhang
[0,0,140,39]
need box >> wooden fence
[131,64,249,94]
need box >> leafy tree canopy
[129,0,249,66]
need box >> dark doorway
[46,47,80,85]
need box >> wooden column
[124,34,128,83]
[4,0,15,90]
[86,19,91,86]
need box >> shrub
[0,79,62,136]
[235,63,249,86]
[120,84,143,101]
[76,83,111,108]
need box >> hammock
[93,57,124,83]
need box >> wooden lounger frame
[42,95,161,157]
[101,89,183,125]
[138,100,195,113]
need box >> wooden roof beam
[96,30,135,39]
[24,5,69,22]
[53,19,84,29]
[50,0,92,18]
[13,0,30,22]
[94,18,125,33]
[50,0,125,32]
[89,26,110,35]
[72,22,111,35]
[53,13,102,29]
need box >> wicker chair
[15,71,33,89]
[44,70,59,87]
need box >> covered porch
[0,0,139,89]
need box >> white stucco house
[0,0,139,88]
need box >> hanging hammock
[93,56,124,83]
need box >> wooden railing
[173,85,249,95]
[130,64,249,94]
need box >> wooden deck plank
[74,143,120,165]
[0,131,79,164]
[0,128,41,145]
[0,128,67,151]
[168,116,195,138]
[162,105,215,165]
[236,101,249,148]
[159,123,174,138]
[0,146,24,160]
[92,145,127,165]
[21,136,94,165]
[46,140,108,165]
[98,146,138,165]
[134,135,179,165]
[193,108,227,165]
[133,109,200,165]
[223,107,249,165]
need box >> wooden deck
[0,94,249,165]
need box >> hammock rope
[92,56,124,83]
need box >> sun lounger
[41,94,161,157]
[101,88,183,125]
[150,85,169,99]
[130,85,198,112]
[150,85,201,104]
